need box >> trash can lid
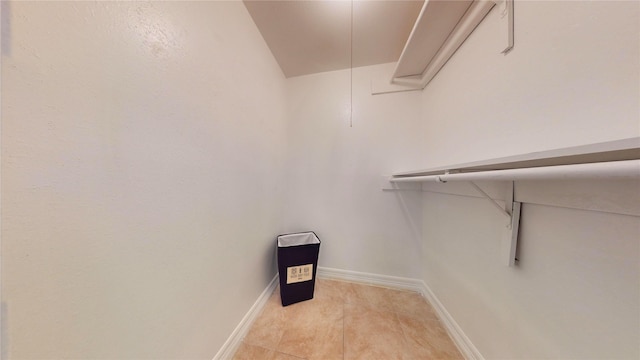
[277,232,320,247]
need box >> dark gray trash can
[277,231,321,306]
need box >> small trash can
[277,231,321,306]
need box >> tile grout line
[342,300,345,360]
[394,311,408,357]
[236,279,463,360]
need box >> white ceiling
[243,0,424,78]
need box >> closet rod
[390,159,640,183]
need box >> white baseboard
[213,274,279,360]
[418,279,484,360]
[215,268,483,360]
[317,267,484,360]
[317,266,425,293]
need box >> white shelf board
[393,137,640,177]
[389,0,511,92]
[393,0,474,78]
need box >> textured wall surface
[419,1,640,168]
[2,0,639,359]
[2,2,287,358]
[283,63,424,278]
[417,1,640,358]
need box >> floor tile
[236,279,463,360]
[362,285,410,313]
[392,290,440,321]
[271,351,306,360]
[243,289,287,350]
[276,296,343,358]
[342,281,379,306]
[232,342,274,360]
[314,279,349,302]
[344,303,405,360]
[397,312,464,359]
[307,317,343,360]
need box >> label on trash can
[286,264,313,284]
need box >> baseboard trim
[418,280,485,360]
[317,267,483,360]
[213,274,278,360]
[215,268,483,360]
[317,267,425,293]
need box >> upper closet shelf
[375,0,513,94]
[390,137,640,182]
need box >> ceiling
[243,0,424,78]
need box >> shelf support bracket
[469,182,511,220]
[469,181,521,266]
[495,0,514,54]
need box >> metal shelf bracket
[469,181,521,266]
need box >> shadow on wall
[389,182,423,246]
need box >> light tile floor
[232,279,463,360]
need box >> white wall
[3,0,639,358]
[417,1,640,358]
[283,63,424,278]
[419,0,639,168]
[1,1,287,358]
